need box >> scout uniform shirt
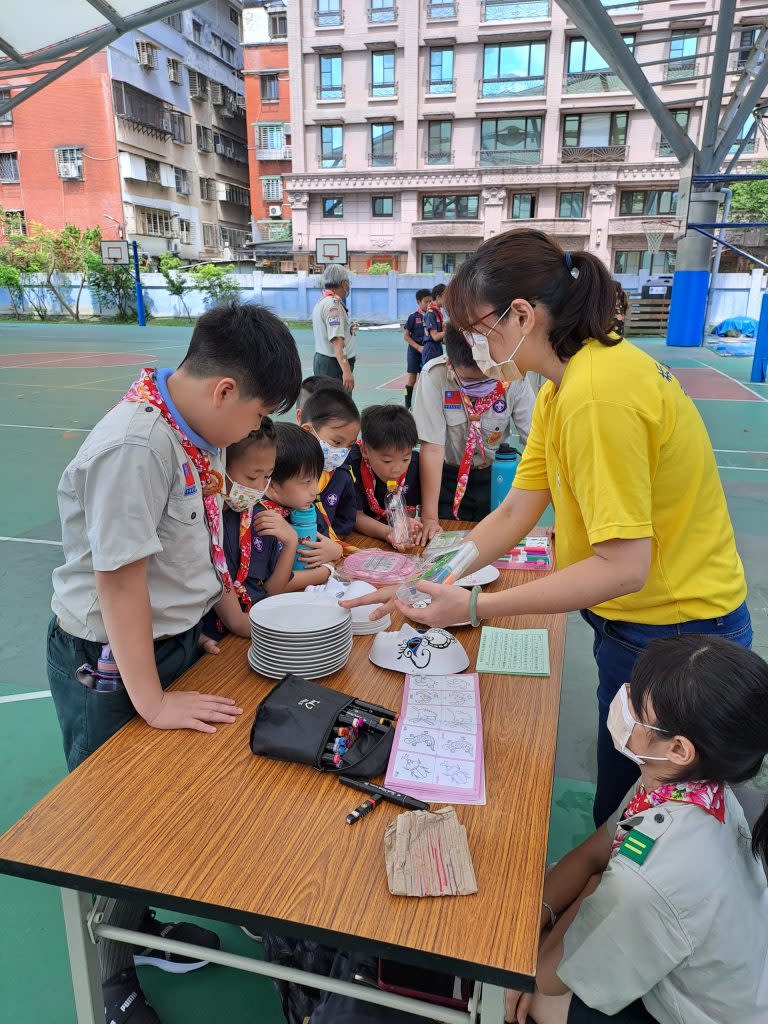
[312,290,356,361]
[512,337,747,624]
[558,786,768,1023]
[318,466,358,537]
[52,395,222,642]
[412,356,535,467]
[347,446,421,521]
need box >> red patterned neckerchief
[612,780,726,853]
[122,368,230,589]
[257,496,291,518]
[452,376,509,518]
[357,441,415,520]
[228,499,291,612]
[428,302,444,332]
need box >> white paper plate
[247,650,349,680]
[249,594,351,633]
[251,628,351,649]
[455,564,500,587]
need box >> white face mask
[465,305,526,382]
[224,475,270,513]
[607,686,670,766]
[313,430,350,473]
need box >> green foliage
[189,262,238,307]
[730,160,768,221]
[366,262,394,275]
[158,253,191,316]
[85,251,138,322]
[0,264,24,317]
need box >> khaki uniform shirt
[411,356,535,466]
[312,293,355,360]
[52,401,222,642]
[558,786,768,1023]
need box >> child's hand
[505,989,532,1024]
[144,690,243,734]
[253,510,298,547]
[299,534,343,567]
[198,633,221,656]
[420,517,442,545]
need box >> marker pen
[350,699,397,721]
[346,793,383,825]
[338,776,430,811]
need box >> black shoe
[133,909,220,974]
[103,968,161,1024]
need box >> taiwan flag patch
[443,390,462,410]
[181,462,197,496]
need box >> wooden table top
[0,525,565,988]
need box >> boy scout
[312,263,357,391]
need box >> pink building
[283,0,765,274]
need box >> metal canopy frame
[0,0,202,119]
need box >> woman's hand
[504,989,532,1024]
[420,517,442,545]
[340,584,398,619]
[299,534,343,568]
[395,580,471,627]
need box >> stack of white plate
[247,593,353,680]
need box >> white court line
[0,536,62,546]
[0,422,88,432]
[0,691,51,705]
[689,359,767,401]
[376,374,407,390]
[714,448,768,455]
[717,465,768,473]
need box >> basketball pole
[131,241,146,328]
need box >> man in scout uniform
[312,263,358,392]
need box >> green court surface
[0,322,766,1023]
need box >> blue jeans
[582,601,752,827]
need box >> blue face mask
[312,430,350,473]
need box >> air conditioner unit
[210,82,223,105]
[59,163,81,179]
[268,205,282,217]
[170,239,181,253]
[236,93,246,110]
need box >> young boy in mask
[300,386,360,538]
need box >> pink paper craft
[342,549,419,586]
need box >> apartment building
[243,2,293,263]
[0,2,250,261]
[283,0,766,274]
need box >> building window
[371,51,396,97]
[200,176,216,200]
[5,210,26,234]
[136,206,173,236]
[736,28,759,70]
[482,0,549,19]
[261,74,279,102]
[135,41,159,69]
[480,116,541,165]
[192,19,203,43]
[174,166,190,194]
[658,108,690,156]
[257,123,287,158]
[229,5,240,27]
[0,89,12,124]
[316,1,343,27]
[167,59,182,84]
[370,0,397,24]
[55,146,84,180]
[213,130,248,163]
[558,191,584,218]
[145,158,162,184]
[372,195,394,217]
[730,114,758,155]
[420,252,469,273]
[178,218,192,244]
[614,249,676,275]
[189,70,208,100]
[169,110,191,144]
[212,34,237,65]
[566,36,633,92]
[262,176,283,200]
[196,125,214,152]
[202,222,216,247]
[370,122,395,166]
[220,225,249,249]
[224,183,250,206]
[163,13,183,31]
[427,1,456,17]
[481,42,546,97]
[319,55,343,100]
[422,195,479,220]
[269,10,288,38]
[510,192,536,219]
[320,125,344,167]
[323,196,344,218]
[562,112,628,159]
[428,48,454,93]
[619,190,678,216]
[426,120,453,164]
[667,31,698,80]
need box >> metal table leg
[479,982,506,1023]
[61,889,101,1024]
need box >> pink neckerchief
[612,780,726,853]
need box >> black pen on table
[346,793,383,825]
[338,776,430,811]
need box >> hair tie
[564,251,579,279]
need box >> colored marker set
[320,699,397,770]
[493,533,552,571]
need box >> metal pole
[60,890,101,1024]
[712,28,768,167]
[699,0,736,170]
[131,241,146,327]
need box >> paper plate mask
[307,578,391,634]
[369,625,469,674]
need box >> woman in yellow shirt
[346,229,751,826]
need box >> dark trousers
[567,994,657,1023]
[438,464,492,522]
[313,352,356,383]
[582,601,752,827]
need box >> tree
[85,251,138,321]
[0,264,24,317]
[189,263,239,308]
[158,253,191,316]
[729,159,768,221]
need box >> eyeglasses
[461,303,512,346]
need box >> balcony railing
[368,4,397,23]
[478,148,541,166]
[256,146,292,161]
[481,0,549,20]
[370,82,398,98]
[318,153,346,168]
[665,59,697,82]
[427,78,456,94]
[112,81,172,137]
[427,1,456,17]
[561,144,626,163]
[368,151,395,166]
[565,70,626,93]
[479,76,545,97]
[314,8,343,26]
[425,149,454,164]
[317,85,345,101]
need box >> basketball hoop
[642,219,679,255]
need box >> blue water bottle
[290,507,318,571]
[490,444,521,511]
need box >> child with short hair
[421,283,446,368]
[300,387,360,538]
[295,373,345,424]
[403,288,433,409]
[347,404,421,549]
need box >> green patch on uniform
[619,829,656,864]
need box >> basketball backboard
[100,240,130,265]
[315,237,348,265]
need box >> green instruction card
[477,627,550,677]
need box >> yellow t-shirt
[513,338,746,624]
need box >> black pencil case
[249,673,394,779]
